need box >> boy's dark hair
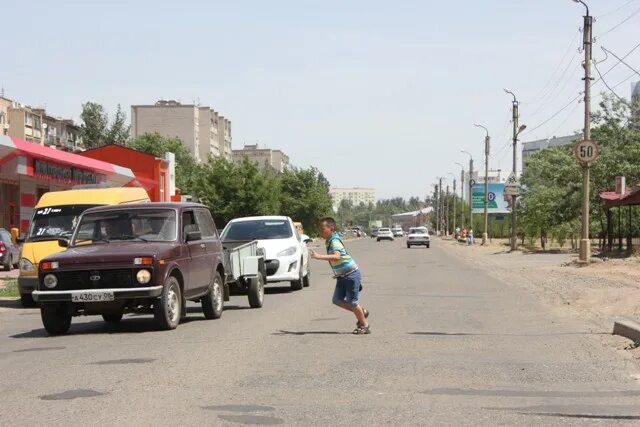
[319,217,337,230]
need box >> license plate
[71,291,115,302]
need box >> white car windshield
[222,219,293,240]
[410,228,428,234]
[380,228,391,232]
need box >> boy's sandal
[353,325,371,335]
[356,309,370,328]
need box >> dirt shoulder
[439,237,640,363]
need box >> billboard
[472,183,510,214]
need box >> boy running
[310,217,370,334]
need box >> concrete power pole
[450,175,457,234]
[445,184,450,235]
[483,135,490,245]
[576,0,593,264]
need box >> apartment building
[131,100,232,163]
[232,144,290,172]
[330,187,376,209]
[33,109,83,152]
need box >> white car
[376,228,394,242]
[407,226,430,248]
[221,216,311,291]
[392,227,404,237]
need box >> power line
[594,61,624,101]
[601,46,640,79]
[597,4,640,38]
[598,0,639,18]
[523,31,581,105]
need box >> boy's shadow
[272,330,351,336]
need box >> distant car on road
[0,228,20,271]
[371,228,379,238]
[407,226,430,248]
[33,203,228,335]
[392,227,404,237]
[377,228,394,242]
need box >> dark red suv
[33,203,226,335]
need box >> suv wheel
[3,254,12,271]
[303,265,311,287]
[202,271,224,319]
[248,273,265,308]
[41,304,71,335]
[290,260,304,291]
[154,276,182,330]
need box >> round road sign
[487,192,496,202]
[574,139,599,164]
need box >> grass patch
[0,279,19,297]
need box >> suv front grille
[52,269,136,291]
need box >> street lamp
[473,124,490,245]
[454,161,465,228]
[503,89,527,251]
[460,149,474,231]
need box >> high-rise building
[232,144,289,172]
[330,187,375,210]
[131,100,232,163]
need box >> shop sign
[34,159,104,184]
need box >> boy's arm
[310,250,341,261]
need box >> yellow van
[18,187,150,306]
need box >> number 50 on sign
[574,140,599,164]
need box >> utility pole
[448,173,457,234]
[575,0,593,263]
[445,184,450,235]
[505,90,519,251]
[455,163,465,228]
[474,124,490,245]
[461,151,473,230]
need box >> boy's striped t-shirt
[325,232,358,276]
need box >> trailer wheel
[248,274,264,308]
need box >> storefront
[0,135,136,232]
[80,144,174,203]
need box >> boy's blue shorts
[332,269,362,306]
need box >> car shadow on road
[409,331,610,337]
[0,299,34,310]
[184,305,251,314]
[272,329,350,336]
[9,315,212,339]
[265,287,293,295]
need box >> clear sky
[2,0,638,199]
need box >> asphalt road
[1,238,640,426]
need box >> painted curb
[613,319,640,343]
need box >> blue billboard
[471,183,510,214]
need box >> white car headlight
[136,269,152,285]
[19,258,35,273]
[277,246,297,257]
[43,274,58,289]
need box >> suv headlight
[277,246,297,257]
[136,269,152,285]
[43,274,58,289]
[19,258,35,273]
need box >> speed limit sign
[574,139,599,164]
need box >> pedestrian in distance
[310,217,371,335]
[467,228,474,245]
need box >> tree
[279,167,333,235]
[128,132,198,193]
[106,104,130,146]
[80,102,109,149]
[193,157,281,226]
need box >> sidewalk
[439,238,640,354]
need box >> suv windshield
[72,209,177,245]
[27,205,100,242]
[222,219,293,240]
